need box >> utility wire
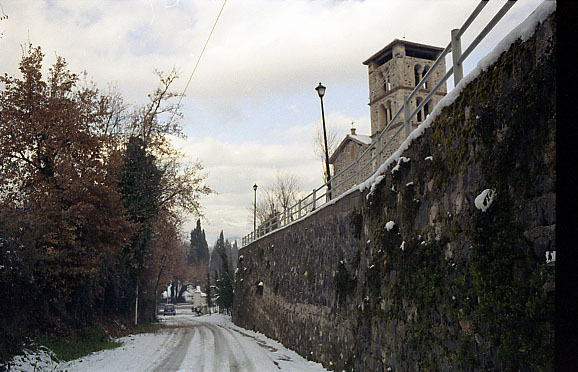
[171,0,227,123]
[0,0,8,20]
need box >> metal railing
[242,0,517,247]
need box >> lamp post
[253,184,258,235]
[315,82,332,200]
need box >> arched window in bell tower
[422,65,430,89]
[416,97,423,122]
[414,64,422,87]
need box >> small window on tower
[416,97,423,122]
[414,65,422,87]
[386,100,392,125]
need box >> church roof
[329,134,371,164]
[363,39,444,66]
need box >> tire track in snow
[215,324,260,371]
[225,326,291,368]
[206,324,238,372]
[146,328,184,371]
[193,325,207,372]
[149,327,195,372]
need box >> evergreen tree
[231,240,239,271]
[214,239,234,314]
[209,231,225,275]
[189,219,209,266]
[209,231,234,276]
[118,136,162,314]
[120,136,162,267]
[205,271,212,313]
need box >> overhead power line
[172,0,228,122]
[0,0,8,21]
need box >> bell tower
[363,39,447,139]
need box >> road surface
[34,312,330,372]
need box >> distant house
[184,285,208,312]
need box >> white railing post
[312,189,316,211]
[404,96,411,138]
[298,199,302,218]
[276,212,280,229]
[451,28,464,86]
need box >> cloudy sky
[0,0,544,246]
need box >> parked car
[164,304,176,316]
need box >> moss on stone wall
[233,12,555,372]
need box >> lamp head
[253,184,258,191]
[315,82,326,98]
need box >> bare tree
[314,121,340,184]
[250,171,302,226]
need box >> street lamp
[253,184,258,234]
[315,82,332,200]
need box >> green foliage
[214,235,235,312]
[205,271,213,310]
[39,327,121,362]
[467,196,554,370]
[119,136,162,273]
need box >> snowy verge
[3,313,331,372]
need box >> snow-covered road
[10,313,330,372]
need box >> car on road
[163,304,176,316]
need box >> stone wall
[233,11,555,372]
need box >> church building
[329,39,447,196]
